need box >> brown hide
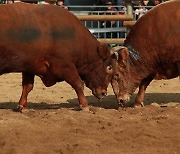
[111,0,180,107]
[0,3,115,111]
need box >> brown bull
[0,3,117,111]
[111,0,180,107]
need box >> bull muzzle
[117,94,130,107]
[92,88,107,99]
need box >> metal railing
[68,5,129,45]
[68,5,133,45]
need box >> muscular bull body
[111,0,180,107]
[0,3,116,111]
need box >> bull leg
[53,64,89,111]
[17,72,34,112]
[134,76,153,107]
[65,74,89,111]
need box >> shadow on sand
[0,93,179,111]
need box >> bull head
[110,46,133,106]
[84,43,120,100]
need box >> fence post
[124,0,133,15]
[124,0,133,34]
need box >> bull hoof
[15,105,28,113]
[81,107,96,114]
[134,102,144,108]
[81,107,90,112]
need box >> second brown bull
[111,0,180,107]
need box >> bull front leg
[134,76,153,107]
[17,72,35,112]
[52,63,89,111]
[64,73,89,111]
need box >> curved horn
[110,46,127,60]
[111,46,127,53]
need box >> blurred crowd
[132,0,163,19]
[0,0,165,18]
[0,0,164,7]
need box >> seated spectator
[147,0,162,9]
[0,0,7,3]
[134,0,148,20]
[116,0,124,12]
[7,0,14,4]
[20,0,38,4]
[56,0,69,9]
[94,0,115,5]
[93,0,116,12]
[56,0,64,6]
[102,0,118,38]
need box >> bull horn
[110,46,127,60]
[110,50,119,60]
[112,46,127,53]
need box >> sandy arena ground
[0,73,179,154]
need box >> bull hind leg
[17,72,34,112]
[134,76,153,107]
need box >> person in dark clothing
[21,0,38,4]
[0,0,6,4]
[102,0,118,38]
[147,0,162,9]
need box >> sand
[0,73,179,154]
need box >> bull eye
[106,65,113,74]
[115,73,119,78]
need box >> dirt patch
[0,74,179,154]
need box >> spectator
[7,0,14,3]
[56,0,64,6]
[38,1,50,4]
[116,0,124,12]
[147,0,162,9]
[116,0,126,38]
[56,0,69,9]
[21,0,37,4]
[93,0,111,12]
[0,0,6,4]
[102,0,118,38]
[154,0,162,5]
[64,0,70,6]
[94,0,115,5]
[134,0,148,20]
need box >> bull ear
[119,48,129,62]
[110,46,128,61]
[97,43,110,60]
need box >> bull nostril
[118,99,124,107]
[101,91,107,96]
[120,99,124,103]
